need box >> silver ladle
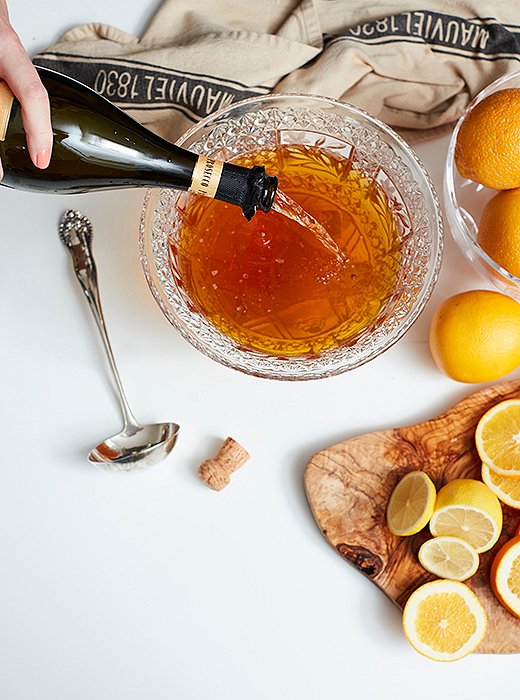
[59,210,179,472]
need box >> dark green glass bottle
[0,67,277,220]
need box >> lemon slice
[429,478,502,553]
[490,536,520,617]
[482,462,520,509]
[402,580,487,661]
[386,471,436,536]
[418,536,479,581]
[475,399,520,476]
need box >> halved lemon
[429,479,502,553]
[402,580,487,661]
[475,399,520,476]
[386,471,436,536]
[490,536,520,617]
[418,536,479,581]
[482,462,520,509]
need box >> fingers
[0,20,52,170]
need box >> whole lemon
[477,188,520,279]
[455,88,520,190]
[429,290,520,382]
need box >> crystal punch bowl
[139,94,443,380]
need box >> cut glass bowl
[140,94,443,380]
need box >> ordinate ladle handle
[58,210,140,435]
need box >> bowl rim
[443,70,520,289]
[139,92,444,380]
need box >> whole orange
[477,188,520,279]
[455,88,520,190]
[429,290,520,382]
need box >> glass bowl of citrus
[444,70,520,302]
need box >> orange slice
[482,462,520,509]
[402,580,487,661]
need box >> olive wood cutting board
[304,379,520,654]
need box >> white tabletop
[2,3,519,699]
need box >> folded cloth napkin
[34,0,520,143]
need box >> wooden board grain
[304,379,520,654]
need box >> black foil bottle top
[215,163,278,221]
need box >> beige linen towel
[34,1,520,143]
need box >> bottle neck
[0,81,14,141]
[210,160,278,221]
[159,153,278,220]
[188,156,224,199]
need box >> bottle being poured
[0,66,343,264]
[0,66,277,220]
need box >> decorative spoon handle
[58,210,140,433]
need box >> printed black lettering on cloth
[33,55,269,121]
[33,1,520,144]
[326,11,515,56]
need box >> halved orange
[475,399,520,476]
[386,471,436,536]
[490,536,520,617]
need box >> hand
[0,0,52,179]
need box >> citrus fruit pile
[455,87,520,283]
[428,87,520,384]
[385,398,520,661]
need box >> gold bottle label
[189,155,224,198]
[0,80,14,141]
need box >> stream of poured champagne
[271,189,350,266]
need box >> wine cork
[0,81,14,141]
[189,155,224,198]
[198,437,251,491]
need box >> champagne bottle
[0,67,277,220]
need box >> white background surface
[2,3,519,699]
